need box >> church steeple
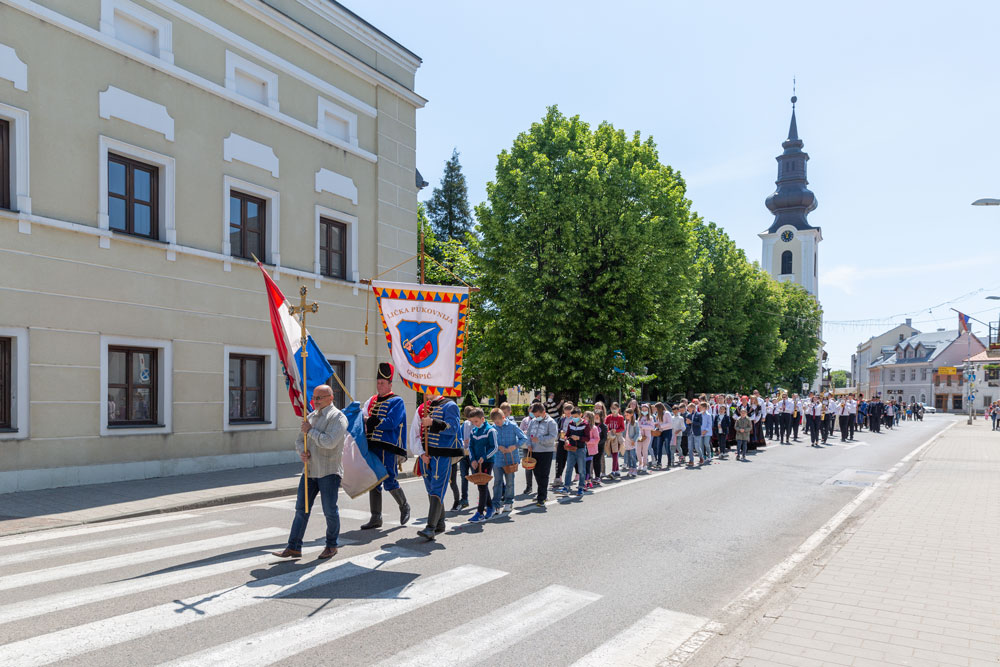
[765,95,817,233]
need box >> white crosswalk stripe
[0,531,285,626]
[0,546,423,667]
[376,584,601,667]
[161,565,508,667]
[569,607,709,667]
[0,520,241,567]
[0,513,199,547]
[0,527,283,593]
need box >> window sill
[228,420,272,425]
[112,230,167,244]
[107,423,165,429]
[0,427,17,433]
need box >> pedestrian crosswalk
[0,503,713,667]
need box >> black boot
[417,496,442,540]
[360,489,383,529]
[389,488,411,525]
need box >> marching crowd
[267,364,923,557]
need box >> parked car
[919,402,936,414]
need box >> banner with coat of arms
[371,281,469,396]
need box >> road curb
[0,470,419,538]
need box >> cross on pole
[288,286,318,513]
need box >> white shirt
[847,399,857,415]
[780,398,794,413]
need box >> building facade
[868,330,985,412]
[759,96,823,391]
[851,319,920,399]
[0,0,425,491]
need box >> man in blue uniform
[360,363,410,529]
[414,394,462,541]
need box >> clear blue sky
[345,0,1000,373]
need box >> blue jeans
[286,473,341,551]
[459,456,470,501]
[651,434,663,465]
[563,447,587,490]
[662,430,674,467]
[492,466,515,508]
[624,448,638,471]
[688,435,707,464]
[737,439,748,458]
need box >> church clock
[781,230,794,242]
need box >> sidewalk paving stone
[735,419,1000,666]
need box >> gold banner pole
[288,286,318,514]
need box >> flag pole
[289,285,318,514]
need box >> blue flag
[339,401,389,498]
[295,335,334,409]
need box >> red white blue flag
[958,311,971,334]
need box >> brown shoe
[271,548,302,558]
[318,547,338,559]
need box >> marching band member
[413,393,463,541]
[836,395,850,442]
[778,391,794,444]
[806,395,823,447]
[360,363,410,529]
[791,393,802,441]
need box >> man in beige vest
[273,384,348,560]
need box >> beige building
[0,0,425,491]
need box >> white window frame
[0,327,29,440]
[222,175,280,271]
[0,101,30,217]
[314,205,359,284]
[225,51,279,111]
[100,0,174,64]
[325,354,355,403]
[98,135,176,249]
[317,97,358,146]
[223,345,277,432]
[99,335,172,436]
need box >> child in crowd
[623,408,640,478]
[584,411,600,489]
[592,403,607,485]
[605,402,625,479]
[467,408,498,522]
[735,407,751,462]
[652,402,672,469]
[671,404,685,464]
[553,402,575,487]
[491,407,527,514]
[636,404,655,474]
[519,404,535,494]
[451,405,474,510]
[700,402,713,464]
[560,407,589,497]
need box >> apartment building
[0,0,425,491]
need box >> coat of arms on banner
[397,320,441,368]
[371,281,469,396]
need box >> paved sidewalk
[0,463,303,536]
[732,418,1000,667]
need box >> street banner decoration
[958,311,971,334]
[371,280,470,396]
[257,263,387,497]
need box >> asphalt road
[0,415,956,666]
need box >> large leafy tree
[426,149,474,243]
[681,221,784,393]
[773,282,824,389]
[474,106,699,401]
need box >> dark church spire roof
[765,95,818,233]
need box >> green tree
[681,221,784,393]
[773,282,824,390]
[474,106,700,402]
[831,369,850,388]
[426,148,474,243]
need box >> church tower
[759,95,822,297]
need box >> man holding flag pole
[255,261,388,558]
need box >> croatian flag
[339,401,388,498]
[958,311,971,334]
[256,263,387,497]
[257,262,332,416]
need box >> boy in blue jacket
[467,408,498,522]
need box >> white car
[919,402,936,414]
